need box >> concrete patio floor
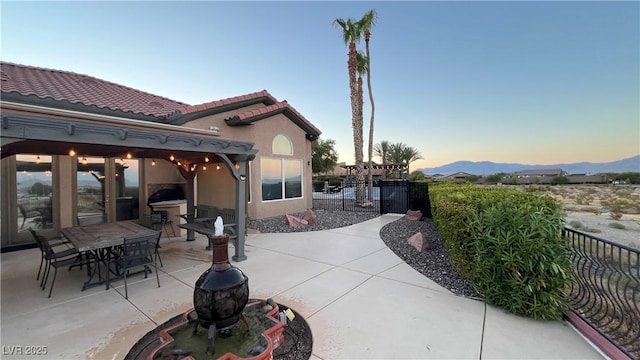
[1,215,604,359]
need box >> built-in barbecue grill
[146,188,184,209]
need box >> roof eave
[225,107,321,141]
[168,95,278,125]
[1,92,168,123]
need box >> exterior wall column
[232,160,247,261]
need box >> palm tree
[388,142,423,178]
[373,140,390,178]
[358,9,378,202]
[334,17,365,205]
[355,52,371,200]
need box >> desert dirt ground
[513,184,640,249]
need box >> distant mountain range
[418,155,640,176]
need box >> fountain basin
[130,299,284,360]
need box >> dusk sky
[2,1,638,170]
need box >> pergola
[341,163,409,180]
[1,105,257,261]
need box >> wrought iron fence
[311,180,380,212]
[311,179,432,217]
[563,227,640,359]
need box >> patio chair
[151,210,176,238]
[30,230,86,298]
[18,205,29,229]
[28,228,77,285]
[107,232,161,299]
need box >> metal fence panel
[563,227,639,359]
[312,180,432,218]
[311,180,380,213]
[379,180,432,218]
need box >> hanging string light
[69,149,76,157]
[202,165,207,171]
[216,164,221,171]
[81,156,88,165]
[170,155,175,161]
[205,156,210,163]
[35,155,41,164]
[151,159,156,166]
[126,152,132,159]
[119,158,125,166]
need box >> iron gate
[379,180,431,218]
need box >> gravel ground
[379,217,479,298]
[248,210,380,233]
[249,211,479,299]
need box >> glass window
[77,157,106,225]
[261,158,302,201]
[261,158,282,201]
[16,155,54,232]
[115,158,139,221]
[272,134,292,156]
[284,160,302,198]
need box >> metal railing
[312,180,380,213]
[563,227,640,359]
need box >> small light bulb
[126,153,132,159]
[205,156,210,163]
[203,165,207,170]
[151,159,156,166]
[170,155,175,161]
[119,159,124,165]
[216,164,221,170]
[177,161,182,166]
[81,156,88,165]
[35,155,41,164]
[69,149,76,157]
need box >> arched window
[272,134,292,156]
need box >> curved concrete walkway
[0,215,604,359]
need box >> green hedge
[430,183,571,320]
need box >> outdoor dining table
[60,221,158,291]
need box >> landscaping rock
[407,232,428,252]
[285,214,308,228]
[405,210,423,221]
[302,209,317,225]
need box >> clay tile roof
[179,90,278,115]
[231,101,321,136]
[0,61,188,117]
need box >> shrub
[430,183,560,279]
[568,220,584,229]
[608,222,626,230]
[610,211,623,220]
[472,199,570,320]
[551,176,569,185]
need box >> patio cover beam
[1,114,257,160]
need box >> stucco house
[0,62,321,258]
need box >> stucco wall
[183,107,314,219]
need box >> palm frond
[356,51,369,75]
[359,9,378,31]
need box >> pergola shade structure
[1,113,257,163]
[1,107,256,261]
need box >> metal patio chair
[107,232,161,299]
